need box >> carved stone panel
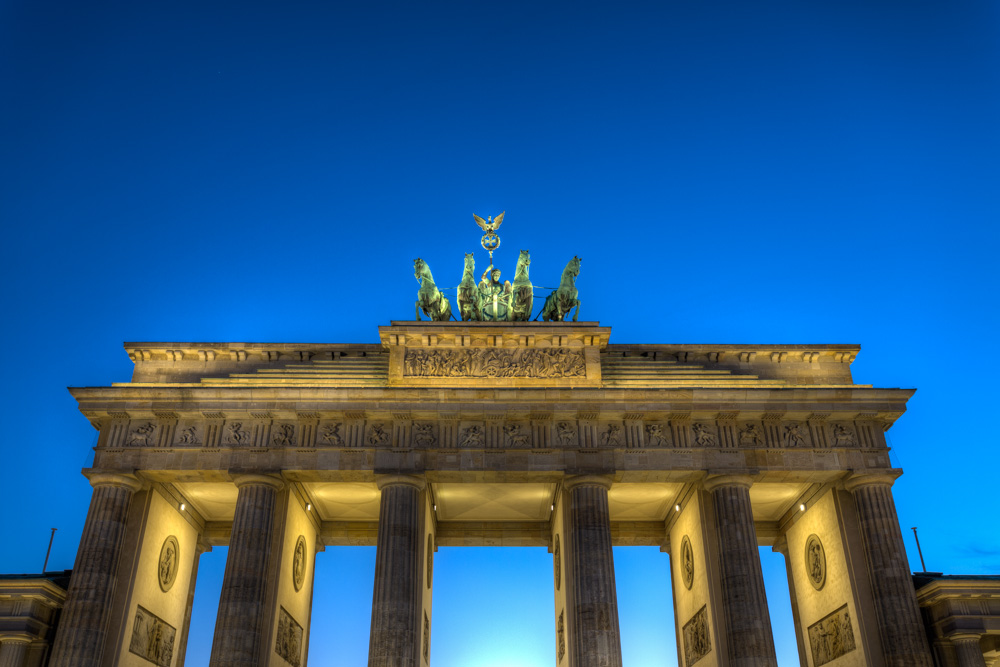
[831,423,857,447]
[553,534,561,591]
[274,606,303,667]
[557,610,566,663]
[422,611,430,663]
[413,423,437,447]
[784,423,809,447]
[175,425,200,445]
[805,534,826,591]
[682,605,711,666]
[691,423,717,447]
[503,423,530,448]
[600,422,623,447]
[128,605,176,667]
[556,421,578,447]
[272,423,297,447]
[403,347,586,378]
[366,423,390,447]
[644,422,670,447]
[126,422,157,447]
[223,421,252,446]
[427,534,434,588]
[680,535,694,590]
[292,535,306,592]
[459,423,485,448]
[319,422,344,446]
[738,422,763,447]
[157,536,179,592]
[808,604,856,666]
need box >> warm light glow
[550,504,555,511]
[675,504,681,512]
[799,504,806,512]
[306,503,311,511]
[179,503,186,511]
[433,504,437,511]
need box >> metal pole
[42,527,57,572]
[911,526,927,572]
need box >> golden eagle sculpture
[473,211,504,233]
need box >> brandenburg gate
[43,217,935,667]
[45,320,934,667]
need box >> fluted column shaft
[705,475,777,667]
[846,475,933,667]
[369,476,424,667]
[952,635,987,667]
[0,637,30,667]
[566,476,622,667]
[49,473,141,667]
[209,474,284,667]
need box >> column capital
[563,474,613,491]
[772,534,789,556]
[843,470,901,493]
[84,471,143,493]
[702,473,753,493]
[948,632,983,643]
[0,633,33,644]
[231,473,284,491]
[375,474,426,491]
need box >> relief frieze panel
[403,347,586,378]
[274,606,303,667]
[682,605,711,666]
[808,604,856,666]
[128,606,176,667]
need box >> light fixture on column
[306,503,311,511]
[675,504,681,512]
[433,504,437,511]
[179,502,186,511]
[550,504,555,511]
[799,504,806,512]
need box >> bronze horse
[414,258,452,321]
[539,256,580,322]
[456,253,481,321]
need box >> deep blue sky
[2,1,999,665]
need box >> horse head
[464,253,474,270]
[567,256,581,276]
[519,249,530,266]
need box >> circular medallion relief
[292,535,307,592]
[680,536,694,590]
[554,534,561,591]
[805,534,826,591]
[158,535,179,592]
[427,534,434,588]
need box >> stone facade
[35,321,941,666]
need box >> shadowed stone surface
[368,476,424,667]
[566,476,623,667]
[49,473,141,667]
[209,474,283,667]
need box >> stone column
[951,634,987,667]
[845,473,934,667]
[0,636,31,667]
[703,474,777,667]
[369,475,425,667]
[209,474,284,667]
[49,472,142,667]
[564,475,623,667]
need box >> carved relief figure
[645,423,668,447]
[739,423,763,447]
[423,612,430,663]
[403,347,586,379]
[367,424,390,446]
[274,607,303,667]
[157,536,179,592]
[553,534,561,590]
[692,423,717,447]
[127,423,156,446]
[784,423,807,447]
[225,422,251,446]
[557,611,566,662]
[272,424,296,447]
[320,423,343,446]
[128,606,176,667]
[557,422,577,447]
[460,425,484,448]
[682,606,712,667]
[805,534,826,590]
[808,605,857,666]
[680,536,695,590]
[176,426,200,445]
[601,423,622,447]
[413,423,436,447]
[292,536,306,592]
[504,424,529,447]
[832,424,857,446]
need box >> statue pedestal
[379,321,610,388]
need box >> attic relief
[403,347,586,378]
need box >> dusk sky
[2,1,999,665]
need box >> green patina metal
[414,212,580,322]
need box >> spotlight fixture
[179,503,185,511]
[433,504,437,511]
[799,504,806,512]
[306,503,311,511]
[550,504,555,511]
[675,504,681,512]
